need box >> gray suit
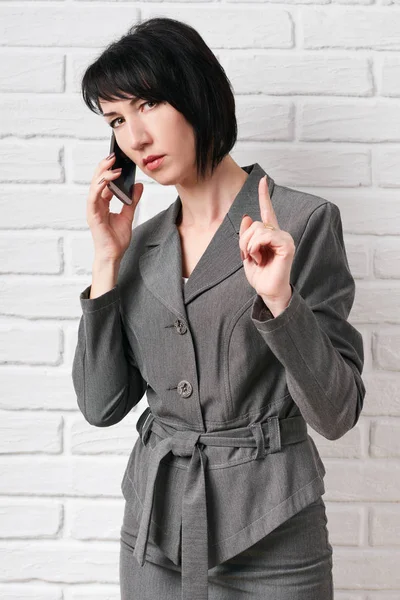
[72,162,365,600]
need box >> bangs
[81,46,165,115]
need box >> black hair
[81,17,237,181]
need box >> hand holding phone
[86,148,144,264]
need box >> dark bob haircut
[81,17,238,180]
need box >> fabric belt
[132,407,308,600]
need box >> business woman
[73,16,366,600]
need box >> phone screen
[108,132,136,205]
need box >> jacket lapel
[139,163,275,317]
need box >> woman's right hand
[86,153,144,263]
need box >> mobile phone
[107,131,136,205]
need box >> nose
[126,118,151,152]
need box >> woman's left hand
[239,175,296,316]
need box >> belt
[132,407,308,600]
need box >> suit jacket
[72,162,365,589]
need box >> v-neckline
[175,198,233,281]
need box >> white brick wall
[0,0,399,596]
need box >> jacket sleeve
[250,201,365,441]
[72,284,148,427]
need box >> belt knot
[171,430,203,458]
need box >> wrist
[92,257,121,272]
[90,259,121,299]
[260,286,292,318]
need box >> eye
[109,117,124,129]
[140,101,158,110]
[108,101,158,129]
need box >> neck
[175,155,248,230]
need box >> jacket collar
[139,163,275,319]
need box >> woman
[73,16,366,600]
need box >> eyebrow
[101,97,141,118]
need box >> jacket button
[177,380,193,398]
[174,318,187,334]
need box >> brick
[324,460,400,501]
[70,413,139,455]
[0,501,61,538]
[334,594,364,600]
[309,423,363,458]
[0,541,119,583]
[300,100,400,142]
[69,235,95,276]
[0,412,62,453]
[236,97,293,140]
[0,141,62,183]
[370,420,400,457]
[303,8,400,50]
[0,235,61,274]
[0,95,101,138]
[233,144,370,187]
[325,502,363,545]
[374,239,400,278]
[366,595,400,600]
[381,55,400,96]
[0,368,80,411]
[68,500,124,540]
[223,53,372,96]
[0,585,62,600]
[0,185,86,229]
[227,0,329,5]
[297,188,400,235]
[0,52,64,92]
[0,457,125,496]
[0,280,93,319]
[333,548,400,589]
[332,0,373,5]
[362,373,400,416]
[142,7,293,48]
[343,237,370,279]
[351,282,400,323]
[67,588,119,600]
[370,505,400,545]
[373,330,400,371]
[0,328,60,365]
[0,6,140,48]
[376,147,400,187]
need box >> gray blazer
[72,162,365,599]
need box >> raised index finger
[258,176,279,229]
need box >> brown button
[174,318,187,334]
[177,380,193,398]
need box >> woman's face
[99,96,199,186]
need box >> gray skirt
[120,496,333,600]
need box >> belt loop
[137,408,154,446]
[267,416,281,454]
[249,423,266,459]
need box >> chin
[152,164,183,187]
[150,172,178,187]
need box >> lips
[143,154,165,166]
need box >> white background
[0,1,400,598]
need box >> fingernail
[240,249,245,261]
[106,152,115,160]
[242,213,248,219]
[98,177,105,184]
